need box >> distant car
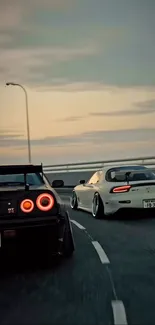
[0,164,74,258]
[70,165,155,218]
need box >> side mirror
[79,179,85,184]
[51,179,64,188]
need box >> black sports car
[0,164,74,259]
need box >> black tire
[92,193,104,219]
[70,191,78,210]
[63,227,74,258]
[62,213,75,258]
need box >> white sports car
[70,165,155,218]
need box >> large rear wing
[0,164,43,175]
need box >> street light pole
[6,82,32,164]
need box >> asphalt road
[1,193,155,324]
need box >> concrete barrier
[46,167,155,187]
[54,187,73,194]
[46,171,93,186]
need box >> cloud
[0,128,23,135]
[135,99,155,109]
[0,130,24,139]
[56,115,85,122]
[34,82,118,92]
[56,97,155,122]
[0,3,22,30]
[0,46,99,85]
[0,134,24,140]
[1,127,155,148]
[0,33,13,45]
[1,0,72,10]
[1,47,97,62]
[19,0,72,9]
[0,0,73,30]
[89,107,155,117]
[34,83,155,93]
[1,0,155,90]
[90,99,155,117]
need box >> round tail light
[20,199,34,213]
[36,193,54,211]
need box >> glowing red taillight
[20,199,34,213]
[36,193,54,211]
[111,185,131,193]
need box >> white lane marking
[92,241,110,264]
[70,219,86,230]
[112,300,128,325]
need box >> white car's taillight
[110,185,131,193]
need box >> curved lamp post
[6,82,32,164]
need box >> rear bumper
[117,207,155,215]
[106,207,155,217]
[0,215,65,231]
[105,195,155,215]
[0,215,67,254]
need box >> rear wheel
[70,191,78,210]
[92,193,104,219]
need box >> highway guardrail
[43,156,155,173]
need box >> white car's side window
[87,172,99,184]
[97,171,104,184]
[87,171,103,185]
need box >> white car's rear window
[106,166,155,182]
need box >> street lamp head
[6,82,16,86]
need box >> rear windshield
[106,166,155,182]
[0,173,44,186]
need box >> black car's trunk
[0,187,58,218]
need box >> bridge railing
[43,156,155,173]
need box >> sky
[0,0,155,165]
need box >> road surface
[1,192,155,324]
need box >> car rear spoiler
[0,164,43,175]
[125,171,131,185]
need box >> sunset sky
[0,0,155,165]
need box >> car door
[77,173,97,208]
[75,183,89,207]
[84,172,101,208]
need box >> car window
[97,170,104,183]
[87,172,100,184]
[0,173,44,186]
[87,174,95,184]
[106,166,155,182]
